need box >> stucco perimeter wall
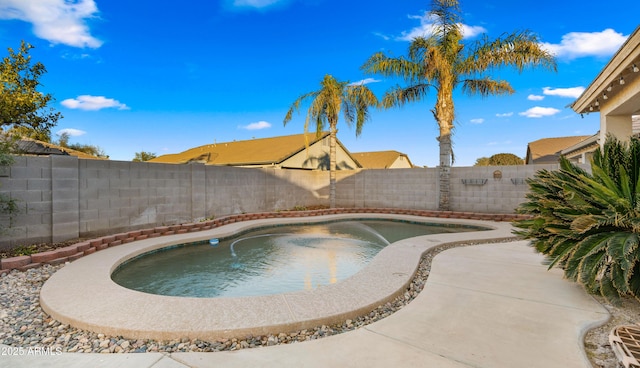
[0,155,568,249]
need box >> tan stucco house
[525,116,640,165]
[528,25,640,165]
[150,132,361,170]
[560,116,640,163]
[570,25,640,151]
[351,150,414,169]
[525,136,592,164]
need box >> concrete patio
[2,240,609,368]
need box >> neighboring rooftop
[149,132,361,170]
[351,151,414,169]
[13,138,107,160]
[525,136,592,165]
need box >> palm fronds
[462,31,557,74]
[461,77,514,97]
[283,74,378,208]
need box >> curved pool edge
[40,214,516,341]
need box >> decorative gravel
[1,240,514,354]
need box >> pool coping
[39,214,515,341]
[1,208,528,272]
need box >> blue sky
[0,0,638,167]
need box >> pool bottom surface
[112,220,475,298]
[39,214,514,341]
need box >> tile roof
[560,134,599,157]
[150,132,333,165]
[351,150,412,169]
[556,116,640,158]
[526,136,592,164]
[14,138,107,160]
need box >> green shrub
[9,244,39,256]
[513,135,640,304]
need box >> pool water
[111,220,479,298]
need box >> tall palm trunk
[435,80,454,211]
[362,1,556,212]
[284,75,377,210]
[329,124,337,208]
[438,133,452,211]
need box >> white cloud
[398,13,486,41]
[234,0,278,7]
[519,106,561,118]
[61,52,95,61]
[240,121,272,130]
[231,0,287,9]
[459,24,487,39]
[349,78,381,86]
[488,140,513,146]
[496,112,513,117]
[541,29,627,59]
[470,118,484,124]
[56,128,86,137]
[527,94,544,101]
[542,86,585,98]
[0,0,102,48]
[373,32,391,41]
[61,95,129,111]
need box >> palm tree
[284,74,378,208]
[362,0,556,211]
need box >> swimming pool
[111,220,479,297]
[40,213,510,341]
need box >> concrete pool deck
[4,216,610,367]
[39,214,516,341]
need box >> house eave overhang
[559,134,599,156]
[571,26,640,115]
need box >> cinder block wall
[335,168,438,209]
[0,155,563,249]
[448,164,561,213]
[77,160,195,237]
[267,168,329,211]
[0,157,332,249]
[334,165,561,213]
[203,166,328,216]
[0,156,53,245]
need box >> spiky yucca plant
[514,136,640,303]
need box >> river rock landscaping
[0,239,633,368]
